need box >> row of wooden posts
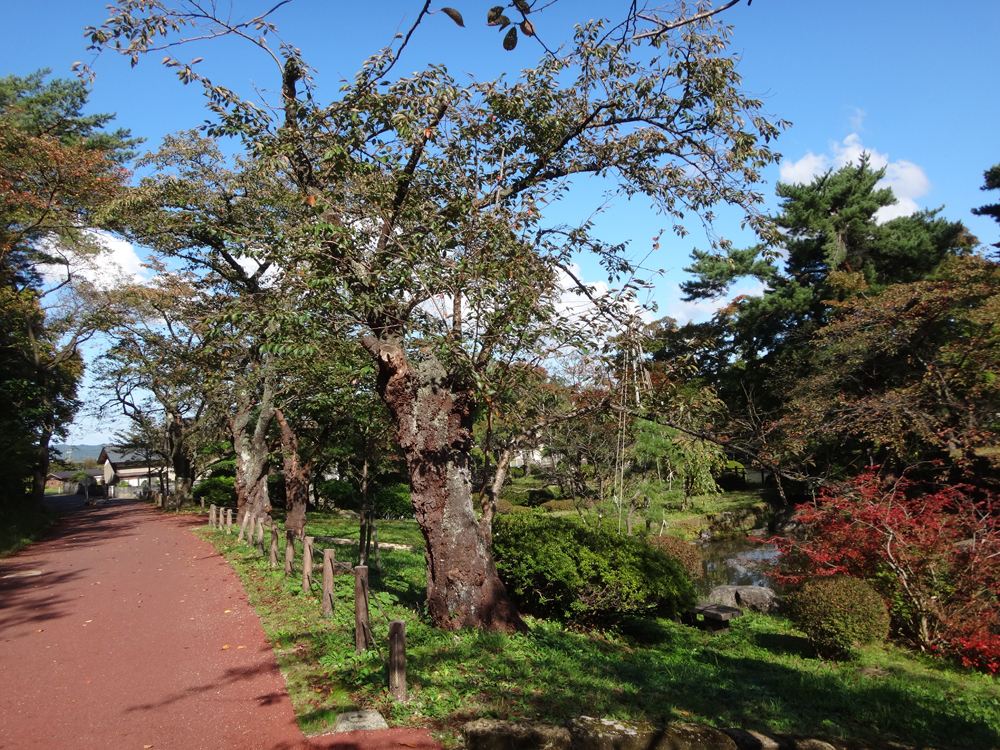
[208,504,407,701]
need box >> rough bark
[233,358,277,530]
[165,408,194,509]
[30,399,54,508]
[275,408,309,539]
[363,333,525,633]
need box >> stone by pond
[695,535,780,596]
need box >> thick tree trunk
[30,404,55,509]
[363,334,525,633]
[166,409,194,509]
[232,390,254,516]
[233,361,276,529]
[275,408,309,539]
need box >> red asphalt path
[0,497,443,750]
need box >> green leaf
[440,7,465,27]
[503,27,518,50]
[487,6,505,25]
[514,0,531,13]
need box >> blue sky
[5,1,998,444]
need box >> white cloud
[38,230,150,290]
[90,232,149,286]
[848,107,867,132]
[665,278,767,325]
[779,133,930,223]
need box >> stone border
[463,717,925,750]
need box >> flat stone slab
[0,570,43,579]
[333,709,389,733]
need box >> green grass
[199,519,1000,749]
[0,500,59,557]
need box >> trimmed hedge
[790,576,890,658]
[492,515,697,622]
[646,534,703,582]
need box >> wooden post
[389,620,406,701]
[354,565,371,654]
[248,513,256,546]
[200,496,205,510]
[285,530,295,576]
[322,549,335,616]
[256,518,265,556]
[270,524,279,568]
[226,508,233,534]
[209,504,216,528]
[302,536,314,594]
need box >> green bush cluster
[645,534,703,582]
[789,576,890,658]
[492,515,697,622]
[192,475,236,505]
[373,482,413,518]
[318,479,358,510]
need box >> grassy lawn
[0,501,59,557]
[199,519,1000,749]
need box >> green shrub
[509,465,526,479]
[318,479,359,510]
[496,497,533,515]
[192,475,237,506]
[524,486,556,507]
[540,498,579,513]
[646,534,703,582]
[373,482,412,518]
[789,576,890,658]
[492,515,697,622]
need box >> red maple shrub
[773,471,1000,674]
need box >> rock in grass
[332,709,388,732]
[709,585,782,614]
[568,716,737,750]
[463,719,570,750]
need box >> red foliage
[774,471,1000,673]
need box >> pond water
[695,536,781,595]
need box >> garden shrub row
[492,514,696,623]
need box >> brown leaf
[440,7,464,27]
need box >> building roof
[48,470,103,480]
[99,447,163,466]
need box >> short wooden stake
[270,524,279,568]
[200,496,205,510]
[285,530,295,576]
[355,565,371,654]
[209,504,216,527]
[226,508,233,534]
[248,513,257,546]
[389,620,406,701]
[302,536,314,594]
[256,518,265,556]
[238,510,250,542]
[322,549,335,616]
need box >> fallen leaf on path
[85,620,92,623]
[224,610,231,613]
[222,644,230,650]
[399,744,419,747]
[237,645,245,649]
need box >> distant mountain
[52,444,105,462]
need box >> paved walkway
[0,496,443,750]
